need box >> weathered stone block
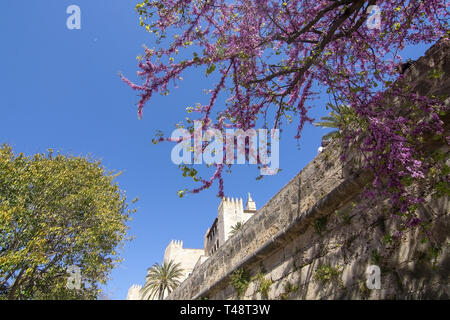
[166,40,450,300]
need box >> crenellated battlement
[219,196,243,213]
[167,240,183,249]
[126,284,143,300]
[206,193,258,256]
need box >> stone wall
[164,240,205,282]
[126,284,143,300]
[167,39,450,300]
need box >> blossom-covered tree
[123,0,449,234]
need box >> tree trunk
[7,268,25,300]
[158,285,165,300]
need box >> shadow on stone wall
[167,39,450,301]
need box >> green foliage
[180,164,200,182]
[151,129,164,144]
[280,281,299,299]
[284,282,294,293]
[314,216,328,236]
[229,268,250,299]
[206,63,216,76]
[428,151,450,199]
[428,246,441,269]
[382,234,393,245]
[142,260,184,300]
[336,208,351,225]
[416,245,441,270]
[252,271,273,299]
[0,144,135,300]
[314,104,361,139]
[427,68,444,79]
[434,180,450,198]
[315,264,343,285]
[358,279,371,299]
[229,221,243,237]
[370,250,381,265]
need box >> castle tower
[203,228,210,252]
[205,193,257,256]
[163,240,184,263]
[126,284,143,300]
[129,193,257,299]
[218,196,245,244]
[245,193,257,212]
[162,240,204,285]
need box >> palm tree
[229,221,243,237]
[314,104,358,141]
[142,260,184,300]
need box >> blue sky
[1,1,431,299]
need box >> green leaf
[206,64,216,75]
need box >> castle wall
[167,40,450,300]
[206,197,256,255]
[126,284,143,300]
[205,218,220,256]
[242,212,255,225]
[164,240,205,282]
[222,197,244,243]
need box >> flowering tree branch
[123,0,449,234]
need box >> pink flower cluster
[124,0,449,232]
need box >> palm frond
[142,260,184,300]
[314,104,358,140]
[229,221,243,237]
[321,130,339,140]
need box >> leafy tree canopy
[0,144,136,300]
